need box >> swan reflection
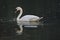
[16,21,43,35]
[19,21,43,28]
[19,21,43,26]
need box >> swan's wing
[20,15,40,21]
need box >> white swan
[15,7,43,35]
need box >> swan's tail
[39,17,43,20]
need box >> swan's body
[15,7,43,35]
[19,15,40,21]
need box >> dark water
[0,17,57,40]
[0,20,44,40]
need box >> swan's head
[15,7,22,13]
[16,7,22,11]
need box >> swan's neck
[17,9,23,20]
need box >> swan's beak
[15,9,20,13]
[15,9,18,13]
[15,11,17,13]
